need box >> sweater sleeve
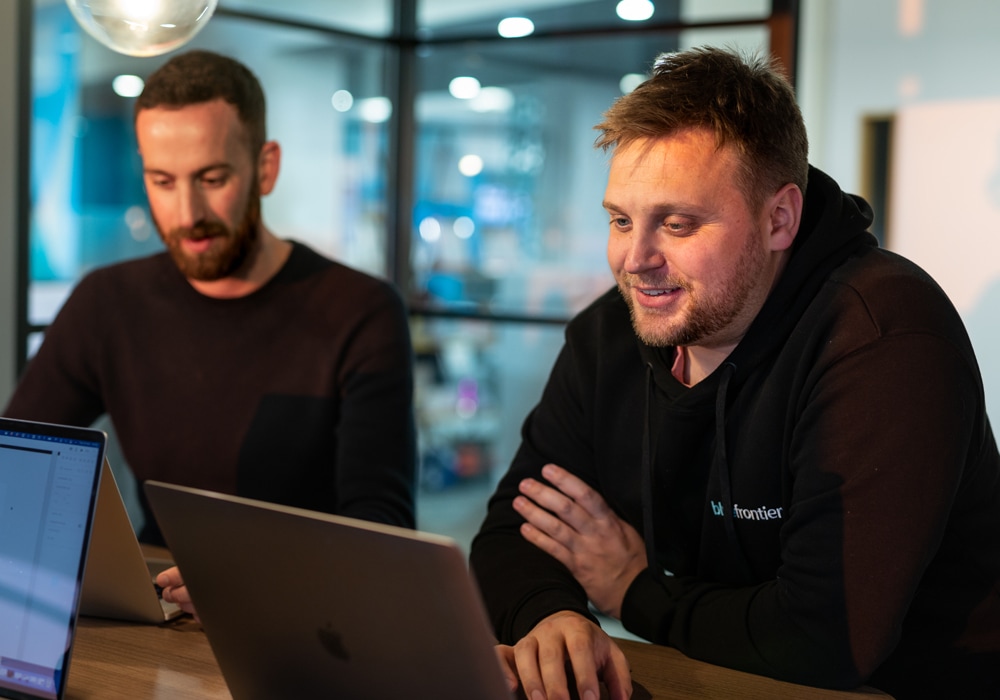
[621,331,986,689]
[3,274,106,426]
[330,282,417,529]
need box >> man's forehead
[607,130,739,182]
[136,101,252,168]
[611,128,731,161]
[137,100,246,142]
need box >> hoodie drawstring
[641,360,754,587]
[641,363,673,587]
[713,361,755,582]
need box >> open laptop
[79,459,182,623]
[144,481,514,700]
[0,417,106,700]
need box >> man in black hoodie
[470,47,1000,700]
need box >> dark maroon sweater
[5,241,416,543]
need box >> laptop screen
[0,419,106,700]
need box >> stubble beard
[620,226,769,349]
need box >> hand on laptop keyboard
[155,566,200,620]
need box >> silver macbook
[0,417,106,700]
[144,481,514,700]
[79,459,182,623]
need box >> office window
[407,25,769,507]
[24,0,777,544]
[219,0,396,37]
[413,317,564,547]
[28,2,392,333]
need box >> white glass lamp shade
[65,0,218,57]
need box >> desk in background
[67,617,892,699]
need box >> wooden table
[612,638,891,699]
[67,617,228,700]
[66,616,891,699]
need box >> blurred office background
[2,0,1000,556]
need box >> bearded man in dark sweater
[471,47,1000,700]
[4,51,416,610]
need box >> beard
[619,225,769,348]
[157,190,261,282]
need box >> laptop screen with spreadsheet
[0,418,106,700]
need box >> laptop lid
[79,459,182,623]
[144,481,514,700]
[0,417,106,700]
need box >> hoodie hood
[728,166,876,379]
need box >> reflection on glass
[409,24,770,318]
[412,317,565,493]
[28,3,390,326]
[219,0,395,37]
[411,34,688,318]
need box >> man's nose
[624,229,666,273]
[176,184,206,229]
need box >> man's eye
[665,220,695,235]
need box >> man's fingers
[513,636,552,700]
[565,634,602,700]
[519,477,586,531]
[541,464,613,519]
[514,494,577,541]
[567,634,632,700]
[494,645,522,694]
[519,521,575,570]
[599,645,633,700]
[155,566,183,588]
[161,584,199,618]
[537,639,572,700]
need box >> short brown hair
[134,50,266,156]
[594,46,808,212]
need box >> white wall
[802,0,1000,421]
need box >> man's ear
[765,182,803,252]
[257,140,281,196]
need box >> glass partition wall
[22,0,786,548]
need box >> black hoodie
[470,167,1000,698]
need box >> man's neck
[188,227,293,299]
[674,344,738,386]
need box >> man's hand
[495,610,632,700]
[155,566,199,619]
[514,464,647,618]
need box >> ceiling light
[470,86,515,113]
[454,217,475,239]
[616,0,654,22]
[112,74,144,98]
[458,154,483,177]
[331,89,354,112]
[619,73,647,94]
[65,0,217,57]
[449,76,481,100]
[419,217,442,242]
[357,97,393,123]
[497,17,534,38]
